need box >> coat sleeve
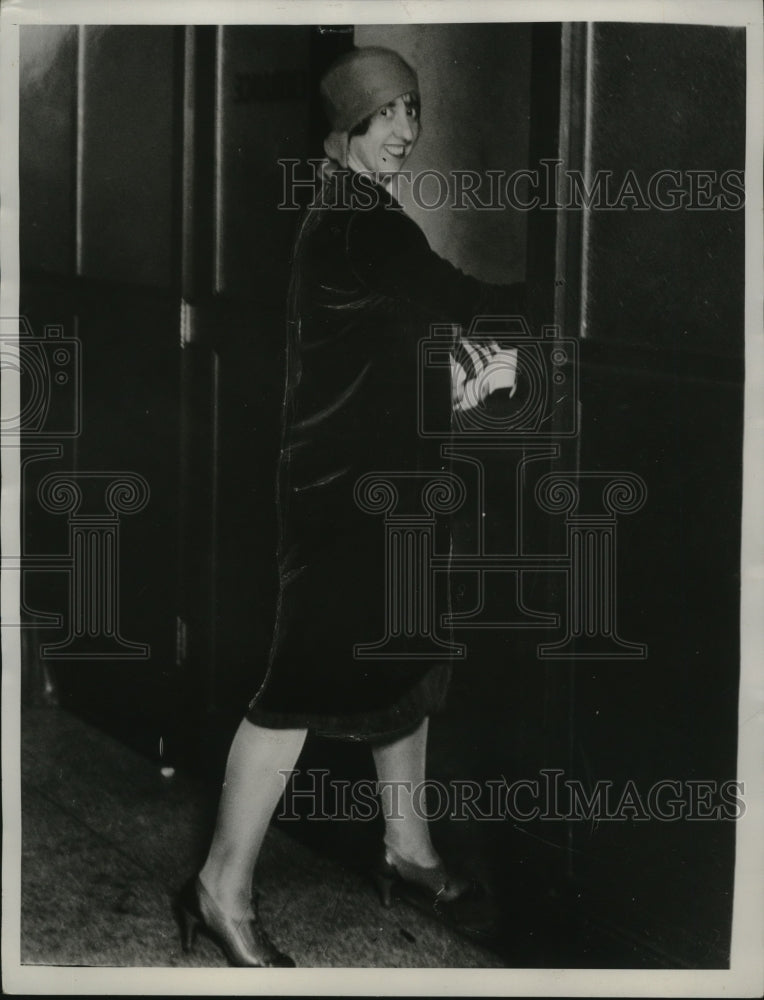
[345,204,526,327]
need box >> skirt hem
[245,662,451,743]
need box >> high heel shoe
[371,847,499,942]
[174,876,295,967]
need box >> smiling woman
[178,43,527,968]
[320,46,422,176]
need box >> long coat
[246,169,525,741]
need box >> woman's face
[347,94,420,175]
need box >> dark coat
[247,169,525,741]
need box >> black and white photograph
[1,0,762,994]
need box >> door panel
[215,26,311,299]
[79,26,178,287]
[561,22,744,966]
[19,24,183,762]
[584,23,745,355]
[19,26,78,275]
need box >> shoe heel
[373,871,395,909]
[175,900,200,953]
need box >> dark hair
[348,91,421,139]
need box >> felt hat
[320,46,419,168]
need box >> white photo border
[2,1,762,996]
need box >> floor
[18,706,505,969]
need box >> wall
[584,23,745,356]
[356,23,530,283]
[20,25,177,287]
[19,26,78,275]
[565,22,745,965]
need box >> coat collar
[319,167,405,214]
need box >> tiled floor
[19,707,504,968]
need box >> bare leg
[372,716,441,867]
[199,718,307,918]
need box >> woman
[176,45,526,968]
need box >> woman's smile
[348,94,420,175]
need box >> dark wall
[19,26,78,274]
[585,23,745,355]
[78,27,177,286]
[20,26,178,286]
[215,26,311,297]
[565,22,745,965]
